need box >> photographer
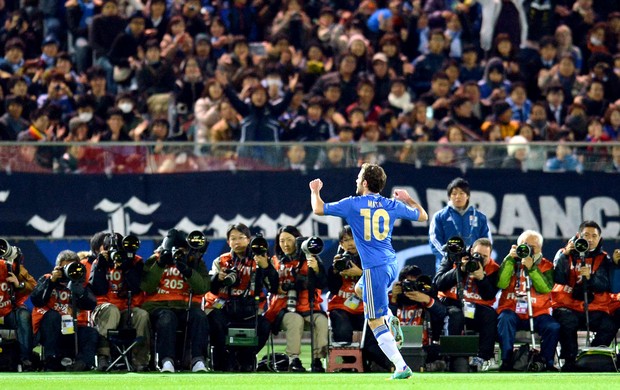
[552,220,616,372]
[389,265,447,371]
[433,238,499,372]
[141,229,210,373]
[264,225,328,372]
[30,250,98,371]
[0,240,36,371]
[88,232,150,372]
[327,225,391,371]
[496,230,559,371]
[204,223,278,372]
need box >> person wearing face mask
[114,92,144,137]
[496,230,560,371]
[71,95,106,136]
[552,220,616,372]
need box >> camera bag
[574,347,618,372]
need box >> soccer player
[309,163,428,379]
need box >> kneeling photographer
[0,239,36,371]
[327,225,391,371]
[389,265,447,371]
[433,237,499,372]
[264,225,328,373]
[30,250,98,371]
[141,229,210,373]
[205,223,278,372]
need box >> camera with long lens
[250,233,269,256]
[445,236,466,263]
[222,268,240,287]
[464,252,483,273]
[572,237,589,255]
[300,236,324,258]
[0,238,22,274]
[334,251,353,272]
[63,261,86,282]
[515,244,531,260]
[108,233,141,268]
[159,228,194,266]
[401,275,433,294]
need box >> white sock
[373,324,407,371]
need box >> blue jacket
[429,202,491,272]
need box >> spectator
[501,135,530,171]
[387,77,413,117]
[0,96,29,140]
[544,143,583,172]
[474,0,528,54]
[367,52,392,107]
[108,11,148,92]
[310,53,360,111]
[194,78,225,143]
[478,57,511,101]
[481,101,519,140]
[85,66,116,121]
[179,0,207,38]
[137,39,176,116]
[219,0,259,43]
[602,104,620,140]
[0,37,25,75]
[506,82,532,124]
[89,0,126,86]
[193,33,217,78]
[555,24,583,73]
[160,15,193,65]
[459,44,484,83]
[409,28,448,96]
[144,0,169,42]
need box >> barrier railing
[0,141,617,174]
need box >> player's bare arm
[393,189,428,222]
[309,179,325,215]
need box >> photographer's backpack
[574,347,618,372]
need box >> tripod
[106,290,140,372]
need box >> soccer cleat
[192,360,208,373]
[388,315,404,349]
[387,366,413,380]
[161,360,175,373]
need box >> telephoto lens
[515,244,531,259]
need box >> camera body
[222,268,240,287]
[445,236,467,263]
[0,238,22,274]
[401,275,433,294]
[334,251,353,272]
[464,252,483,273]
[250,234,269,256]
[570,237,589,255]
[108,233,141,268]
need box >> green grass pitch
[0,372,616,390]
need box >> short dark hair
[447,177,470,198]
[579,220,601,235]
[275,225,301,257]
[338,225,353,242]
[360,163,387,194]
[90,232,109,254]
[398,265,423,282]
[226,223,251,240]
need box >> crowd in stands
[0,0,619,173]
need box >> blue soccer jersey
[323,193,420,269]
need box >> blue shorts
[356,261,398,320]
